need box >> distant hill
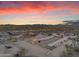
[0,24,77,32]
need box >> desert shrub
[62,44,73,57]
[14,47,28,57]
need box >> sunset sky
[0,1,79,25]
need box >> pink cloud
[0,1,79,15]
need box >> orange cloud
[0,1,79,15]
